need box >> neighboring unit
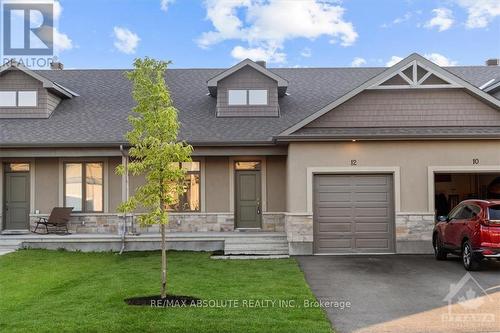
[1,53,500,255]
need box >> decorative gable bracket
[368,60,462,90]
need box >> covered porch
[0,231,289,256]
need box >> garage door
[313,174,395,254]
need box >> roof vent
[50,59,64,70]
[485,59,499,66]
[256,60,266,68]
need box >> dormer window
[208,59,287,117]
[18,91,37,107]
[228,89,268,106]
[0,90,37,107]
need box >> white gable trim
[368,59,461,89]
[207,58,288,87]
[279,53,500,137]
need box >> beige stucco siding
[266,156,286,212]
[306,89,500,128]
[205,156,230,212]
[108,157,122,212]
[287,141,500,213]
[34,158,59,214]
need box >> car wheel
[462,241,480,271]
[433,234,447,260]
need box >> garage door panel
[317,176,352,186]
[353,192,388,202]
[355,238,390,249]
[318,222,352,232]
[317,207,352,217]
[354,176,389,185]
[317,238,352,249]
[354,207,389,217]
[314,174,394,254]
[318,192,352,202]
[355,222,389,232]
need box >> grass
[0,250,332,333]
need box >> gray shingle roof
[285,126,500,139]
[1,65,500,146]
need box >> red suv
[433,199,500,270]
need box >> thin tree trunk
[160,222,167,298]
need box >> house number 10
[472,158,480,165]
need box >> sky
[47,0,500,69]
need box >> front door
[3,164,30,230]
[235,163,262,229]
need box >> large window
[0,90,37,107]
[227,89,268,106]
[64,162,103,212]
[168,161,201,212]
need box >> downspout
[119,145,129,254]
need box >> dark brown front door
[235,170,262,229]
[4,167,30,230]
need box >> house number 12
[351,159,357,166]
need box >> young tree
[117,57,192,298]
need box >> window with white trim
[0,90,37,107]
[64,162,104,212]
[228,89,268,106]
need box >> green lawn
[0,250,332,333]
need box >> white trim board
[306,166,401,215]
[427,165,500,213]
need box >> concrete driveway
[297,255,500,333]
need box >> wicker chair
[32,207,73,234]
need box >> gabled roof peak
[207,58,288,97]
[0,59,78,98]
[278,52,500,137]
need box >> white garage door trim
[306,166,401,215]
[427,165,500,213]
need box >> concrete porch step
[224,236,289,255]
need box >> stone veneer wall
[395,212,435,254]
[29,212,285,234]
[285,214,313,255]
[395,213,435,241]
[283,212,435,255]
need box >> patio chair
[32,207,73,234]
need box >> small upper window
[228,90,247,105]
[0,91,16,107]
[248,90,267,105]
[18,91,37,107]
[227,89,268,106]
[0,90,37,107]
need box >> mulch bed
[125,295,200,307]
